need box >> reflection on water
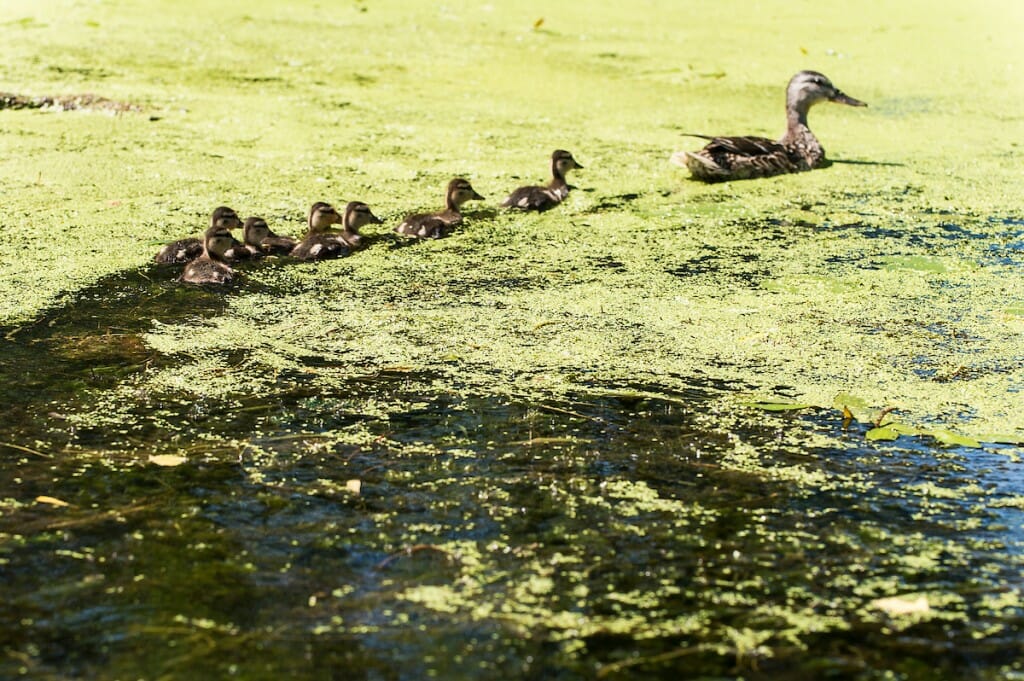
[1,267,1022,680]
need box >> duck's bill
[832,91,867,107]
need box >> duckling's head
[787,71,867,114]
[446,178,485,210]
[211,206,242,230]
[344,201,384,231]
[204,224,236,260]
[552,149,584,178]
[341,201,384,249]
[243,217,270,246]
[308,202,344,232]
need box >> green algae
[1,0,1023,434]
[2,1,1024,679]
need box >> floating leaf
[923,429,981,449]
[975,433,1024,445]
[346,479,362,495]
[865,426,900,441]
[883,422,921,435]
[36,495,70,507]
[841,405,854,430]
[533,17,544,30]
[833,392,871,421]
[870,595,931,616]
[148,454,186,467]
[741,401,813,412]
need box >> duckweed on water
[2,0,1024,678]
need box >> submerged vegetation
[1,0,1022,678]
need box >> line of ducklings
[155,149,584,285]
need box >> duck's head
[211,206,242,231]
[308,202,344,232]
[341,201,384,248]
[552,149,584,177]
[204,223,236,260]
[243,217,270,246]
[787,71,867,113]
[446,178,485,210]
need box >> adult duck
[671,71,866,182]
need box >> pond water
[1,265,1022,680]
[3,1,1023,677]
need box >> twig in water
[375,544,458,571]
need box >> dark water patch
[2,266,1022,680]
[667,248,765,282]
[2,375,1023,679]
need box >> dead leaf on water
[36,495,71,507]
[533,17,544,30]
[148,454,187,467]
[870,595,931,616]
[346,479,362,495]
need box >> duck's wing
[692,134,786,157]
[289,235,348,260]
[154,237,202,264]
[261,235,297,255]
[395,214,451,239]
[501,185,560,212]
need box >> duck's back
[501,185,564,212]
[180,257,233,285]
[155,238,203,264]
[290,234,349,260]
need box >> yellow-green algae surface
[2,1,1024,679]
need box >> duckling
[289,201,381,260]
[395,178,485,239]
[289,202,346,260]
[326,201,384,251]
[242,216,296,256]
[501,150,584,212]
[180,222,236,285]
[154,206,243,264]
[670,71,867,182]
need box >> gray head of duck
[786,71,867,117]
[243,217,270,246]
[342,201,384,248]
[204,223,236,260]
[552,150,584,178]
[308,202,344,232]
[445,178,485,210]
[211,206,242,230]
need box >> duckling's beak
[574,161,584,170]
[369,213,384,225]
[472,190,485,201]
[831,90,867,107]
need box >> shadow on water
[1,265,1023,680]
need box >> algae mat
[1,1,1024,679]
